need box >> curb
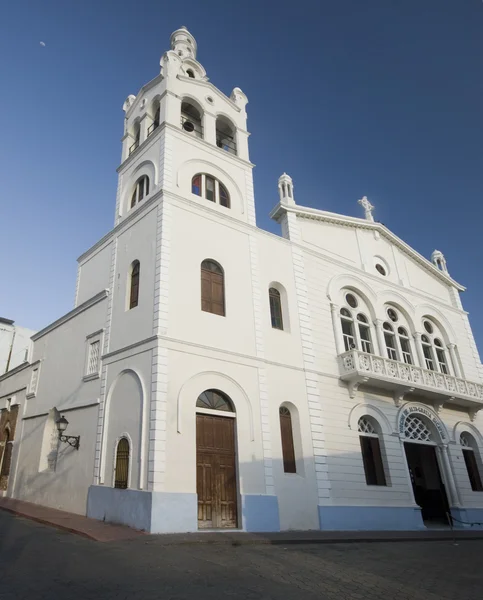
[0,505,98,541]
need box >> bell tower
[115,26,255,227]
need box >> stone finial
[358,196,374,222]
[122,95,136,113]
[230,87,248,110]
[431,250,449,275]
[278,173,295,205]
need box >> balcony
[338,349,483,413]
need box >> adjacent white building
[0,318,34,374]
[1,27,483,533]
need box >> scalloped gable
[270,202,464,292]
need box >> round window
[345,293,358,308]
[423,320,434,334]
[206,96,214,104]
[387,308,398,322]
[183,120,195,132]
[375,264,386,276]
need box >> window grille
[358,416,376,435]
[87,341,100,375]
[404,415,432,442]
[114,438,130,489]
[30,368,39,395]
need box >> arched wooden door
[196,390,238,529]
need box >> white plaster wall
[76,243,112,306]
[164,349,266,497]
[256,235,304,368]
[266,365,319,530]
[166,203,256,356]
[13,405,97,514]
[102,366,146,490]
[108,206,158,353]
[0,323,35,374]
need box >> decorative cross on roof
[358,196,375,222]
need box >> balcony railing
[180,115,203,137]
[129,140,139,155]
[338,349,483,410]
[147,122,159,136]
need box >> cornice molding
[270,202,465,292]
[31,290,109,342]
[0,362,30,384]
[124,74,164,120]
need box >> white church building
[1,27,483,533]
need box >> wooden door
[196,414,237,529]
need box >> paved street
[0,511,481,600]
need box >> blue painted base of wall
[318,505,425,531]
[151,492,198,533]
[451,508,483,530]
[87,486,198,533]
[87,486,152,531]
[241,495,280,532]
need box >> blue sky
[1,0,482,354]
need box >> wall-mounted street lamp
[55,416,80,450]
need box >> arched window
[421,335,435,371]
[130,176,150,208]
[129,260,140,309]
[196,389,234,412]
[340,308,356,351]
[114,437,130,489]
[357,313,373,353]
[201,260,225,316]
[130,123,140,155]
[420,319,452,374]
[279,407,296,473]
[358,416,386,486]
[216,116,237,155]
[383,323,398,360]
[219,183,230,208]
[269,288,283,330]
[186,69,195,78]
[460,433,483,491]
[397,327,413,365]
[181,100,203,138]
[434,339,448,374]
[191,174,230,209]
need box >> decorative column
[438,444,461,508]
[447,343,461,378]
[330,303,344,355]
[203,112,216,146]
[413,332,426,369]
[373,319,387,357]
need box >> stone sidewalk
[0,497,145,542]
[2,496,483,544]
